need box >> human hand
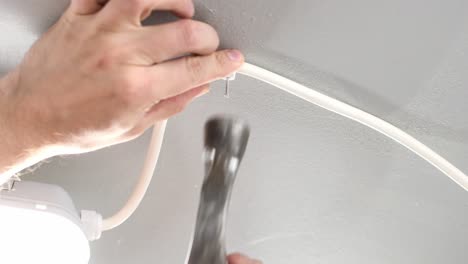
[228,253,263,264]
[2,0,244,156]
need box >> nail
[227,50,243,61]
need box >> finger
[127,85,209,136]
[70,0,107,15]
[134,19,219,64]
[101,0,194,26]
[147,49,244,100]
[145,85,209,120]
[227,253,255,264]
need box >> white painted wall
[1,0,468,263]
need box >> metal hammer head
[204,116,250,161]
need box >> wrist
[0,71,57,183]
[0,70,22,153]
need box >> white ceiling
[1,0,468,263]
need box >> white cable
[238,63,468,191]
[102,120,167,231]
[101,62,468,232]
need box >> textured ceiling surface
[1,0,468,263]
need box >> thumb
[70,0,107,15]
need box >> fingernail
[227,50,243,61]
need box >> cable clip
[224,73,237,98]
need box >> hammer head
[204,116,250,161]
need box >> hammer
[187,116,250,264]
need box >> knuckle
[127,0,147,9]
[182,0,192,8]
[178,20,219,50]
[214,51,228,67]
[204,23,220,48]
[94,44,120,70]
[178,19,200,48]
[95,52,116,70]
[116,70,144,105]
[184,56,204,83]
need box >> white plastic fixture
[0,181,90,264]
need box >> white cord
[101,62,468,232]
[102,120,167,231]
[238,63,468,190]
